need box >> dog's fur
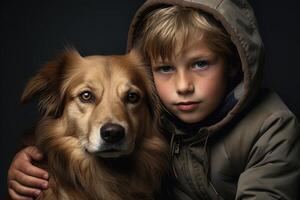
[21,49,169,200]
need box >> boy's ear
[228,65,238,78]
[21,49,81,117]
[227,49,243,78]
[227,58,243,90]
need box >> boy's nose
[175,71,194,95]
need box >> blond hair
[137,6,238,65]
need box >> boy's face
[151,39,229,123]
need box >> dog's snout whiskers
[100,123,125,143]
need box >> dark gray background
[1,0,299,196]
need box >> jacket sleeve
[235,111,300,200]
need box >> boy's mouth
[174,101,200,112]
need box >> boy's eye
[156,66,174,73]
[192,60,209,70]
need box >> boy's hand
[8,146,49,200]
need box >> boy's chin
[175,113,207,124]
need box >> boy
[8,0,300,199]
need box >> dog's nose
[100,123,125,143]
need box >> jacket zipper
[174,140,181,155]
[170,135,181,178]
[170,134,181,156]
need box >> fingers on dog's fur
[21,49,81,117]
[8,180,40,199]
[13,170,48,189]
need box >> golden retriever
[21,49,169,200]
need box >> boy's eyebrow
[151,58,171,66]
[185,51,217,61]
[151,63,172,68]
[151,55,216,66]
[152,59,179,67]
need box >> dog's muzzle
[86,123,132,158]
[97,123,128,157]
[100,123,125,143]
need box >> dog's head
[22,49,159,158]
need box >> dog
[21,49,169,200]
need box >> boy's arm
[7,146,49,200]
[236,111,300,200]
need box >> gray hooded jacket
[127,0,300,199]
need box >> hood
[127,0,264,134]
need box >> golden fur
[21,49,169,200]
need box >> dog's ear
[128,49,162,121]
[21,49,81,117]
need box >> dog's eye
[79,91,94,103]
[126,92,140,104]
